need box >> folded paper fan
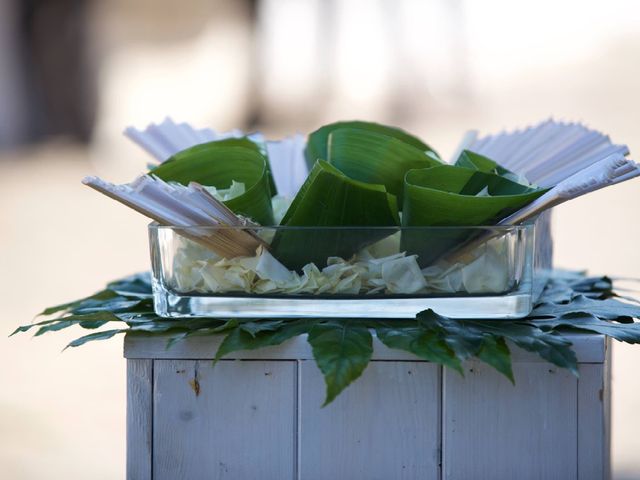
[82,175,267,258]
[125,117,308,198]
[453,120,640,216]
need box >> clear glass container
[149,223,538,319]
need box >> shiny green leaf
[305,120,438,171]
[537,312,640,344]
[307,321,373,406]
[401,165,547,264]
[327,127,442,203]
[271,160,399,269]
[64,329,126,349]
[151,141,275,225]
[375,322,463,374]
[215,319,319,361]
[476,336,514,383]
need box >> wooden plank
[577,364,606,480]
[578,338,611,480]
[298,360,440,480]
[124,331,606,363]
[443,362,578,480]
[127,359,153,480]
[153,359,296,480]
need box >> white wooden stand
[124,332,610,480]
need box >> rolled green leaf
[403,165,545,225]
[271,160,400,270]
[455,149,528,185]
[327,127,442,204]
[305,120,439,171]
[402,165,547,264]
[150,141,275,225]
[209,137,277,195]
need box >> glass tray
[149,223,537,319]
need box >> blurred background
[1,0,640,477]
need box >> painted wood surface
[125,333,610,480]
[299,360,440,480]
[443,361,578,480]
[124,331,606,363]
[127,359,153,480]
[153,360,296,480]
[578,361,611,480]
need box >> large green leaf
[207,137,278,195]
[307,321,373,406]
[464,320,579,376]
[106,272,154,299]
[327,127,442,203]
[536,312,640,343]
[476,337,514,383]
[150,141,275,225]
[531,295,640,320]
[305,120,438,171]
[455,150,523,183]
[401,165,547,264]
[215,319,319,361]
[415,309,513,381]
[271,160,400,270]
[403,165,545,226]
[64,329,127,349]
[37,289,120,317]
[375,321,463,374]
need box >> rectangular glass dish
[149,222,540,319]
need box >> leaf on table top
[307,321,373,406]
[476,336,514,383]
[305,120,438,172]
[215,318,319,361]
[531,295,640,320]
[537,273,614,303]
[375,320,463,374]
[327,127,442,203]
[64,329,127,350]
[11,311,126,337]
[464,320,579,376]
[37,289,119,317]
[239,319,286,337]
[150,140,275,225]
[417,309,484,359]
[536,312,640,344]
[106,272,154,299]
[416,309,513,381]
[71,297,147,315]
[271,160,400,270]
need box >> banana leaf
[207,137,278,195]
[150,141,275,225]
[271,160,400,270]
[327,127,442,204]
[305,120,439,171]
[401,165,547,265]
[455,150,529,185]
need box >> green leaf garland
[11,271,640,406]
